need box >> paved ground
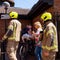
[0,53,60,60]
[0,54,60,60]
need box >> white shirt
[36,28,43,34]
[22,33,32,40]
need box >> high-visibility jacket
[42,22,58,52]
[4,19,21,42]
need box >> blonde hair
[34,21,42,28]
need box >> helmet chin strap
[44,19,52,23]
[44,16,47,20]
[12,15,14,17]
[44,20,52,26]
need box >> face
[28,29,32,34]
[26,25,32,29]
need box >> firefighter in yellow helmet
[40,12,58,60]
[2,11,21,60]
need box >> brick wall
[0,20,5,40]
[54,0,60,12]
[20,19,32,29]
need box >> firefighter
[40,12,58,60]
[2,11,21,60]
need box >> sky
[14,0,38,9]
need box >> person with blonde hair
[33,21,43,60]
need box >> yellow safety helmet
[41,12,52,21]
[9,11,18,18]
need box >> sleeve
[2,21,13,40]
[22,34,27,39]
[8,21,13,31]
[5,29,13,37]
[45,26,55,51]
[22,34,31,41]
[6,21,13,37]
[46,27,54,46]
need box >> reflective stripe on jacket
[42,22,58,52]
[6,19,21,41]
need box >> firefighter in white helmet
[40,12,58,60]
[2,11,21,60]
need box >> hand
[43,52,49,56]
[0,40,3,43]
[2,37,5,41]
[32,31,35,34]
[2,35,7,41]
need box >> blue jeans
[35,46,42,60]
